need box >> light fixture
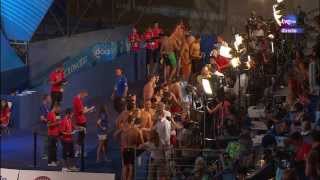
[245,55,252,69]
[273,0,285,26]
[234,34,243,52]
[231,57,241,68]
[219,45,232,59]
[202,79,213,95]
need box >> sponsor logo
[93,46,111,59]
[35,176,51,180]
[1,177,8,180]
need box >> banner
[30,38,130,87]
[19,170,115,180]
[0,168,20,180]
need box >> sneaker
[69,166,79,172]
[61,167,71,172]
[48,162,58,167]
[75,151,80,158]
[104,157,111,162]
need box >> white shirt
[154,117,171,146]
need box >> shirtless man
[116,109,131,130]
[136,108,152,140]
[180,35,194,81]
[143,75,157,102]
[160,34,174,82]
[115,116,144,180]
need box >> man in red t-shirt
[49,65,66,107]
[47,103,61,166]
[60,108,78,171]
[128,27,141,80]
[72,91,95,157]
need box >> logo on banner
[1,177,8,180]
[93,47,111,59]
[35,176,51,180]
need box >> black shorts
[51,91,63,104]
[77,124,86,145]
[62,141,74,160]
[122,148,135,165]
[146,49,154,65]
[152,48,160,63]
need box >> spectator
[128,27,141,81]
[190,35,202,74]
[60,108,78,171]
[144,75,157,102]
[96,105,110,162]
[305,130,320,180]
[49,64,66,107]
[47,103,61,167]
[139,130,167,180]
[73,90,95,157]
[39,94,51,159]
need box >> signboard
[280,15,304,34]
[19,170,115,180]
[0,168,20,180]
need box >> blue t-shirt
[114,76,128,97]
[97,113,109,135]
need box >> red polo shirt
[129,32,141,52]
[144,31,156,50]
[60,116,73,142]
[50,70,65,93]
[73,95,86,125]
[152,27,163,49]
[47,111,60,137]
[0,107,10,126]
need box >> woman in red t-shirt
[0,100,11,128]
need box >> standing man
[144,26,156,76]
[39,94,51,160]
[60,108,78,171]
[152,22,163,74]
[128,27,141,81]
[143,75,157,102]
[73,90,95,157]
[49,64,66,107]
[112,68,128,114]
[190,35,202,74]
[47,103,61,167]
[114,115,144,180]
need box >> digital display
[280,14,304,34]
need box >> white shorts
[98,134,107,140]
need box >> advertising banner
[19,170,115,180]
[0,168,20,180]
